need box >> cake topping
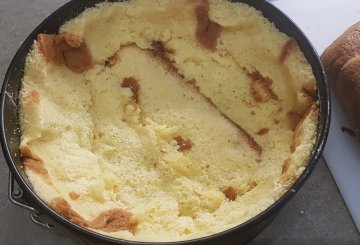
[195,0,222,50]
[174,136,194,152]
[37,33,93,73]
[121,77,140,103]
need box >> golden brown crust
[37,33,93,73]
[20,144,40,160]
[22,145,52,184]
[51,198,88,227]
[321,22,360,134]
[321,22,360,88]
[51,198,138,233]
[89,209,138,233]
[24,158,50,181]
[195,0,222,51]
[336,57,360,132]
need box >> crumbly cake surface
[20,0,318,242]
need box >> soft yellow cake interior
[20,0,319,242]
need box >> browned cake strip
[246,70,278,102]
[151,41,179,76]
[51,198,88,227]
[20,144,40,160]
[37,33,93,73]
[24,158,51,184]
[282,158,291,175]
[195,0,222,50]
[51,198,138,233]
[279,38,299,63]
[89,209,138,233]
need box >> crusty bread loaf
[20,0,318,242]
[321,22,360,133]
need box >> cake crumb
[341,126,356,137]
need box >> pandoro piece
[321,22,360,134]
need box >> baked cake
[20,0,319,242]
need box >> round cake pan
[0,0,330,244]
